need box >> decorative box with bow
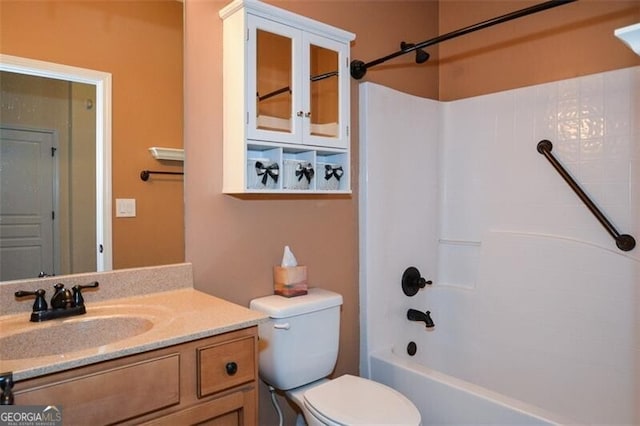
[316,162,344,190]
[248,158,280,189]
[283,159,314,190]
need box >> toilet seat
[303,375,421,425]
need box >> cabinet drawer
[198,336,255,397]
[15,354,180,425]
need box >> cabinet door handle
[225,362,238,376]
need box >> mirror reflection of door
[309,44,339,138]
[0,71,96,280]
[0,127,56,280]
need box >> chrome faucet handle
[51,283,74,309]
[72,281,99,307]
[15,288,48,312]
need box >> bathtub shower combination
[359,67,639,424]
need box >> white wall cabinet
[220,0,355,194]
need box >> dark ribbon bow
[255,161,279,185]
[295,163,315,183]
[324,165,344,181]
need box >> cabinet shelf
[241,143,349,194]
[220,0,355,195]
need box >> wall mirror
[0,1,184,282]
[0,55,112,281]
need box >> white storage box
[283,159,314,190]
[316,162,343,191]
[247,158,279,190]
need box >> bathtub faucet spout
[407,309,434,328]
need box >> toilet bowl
[250,288,421,425]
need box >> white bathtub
[369,348,573,425]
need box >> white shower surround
[359,67,639,424]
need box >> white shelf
[148,147,185,161]
[615,23,640,56]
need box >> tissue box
[273,266,308,297]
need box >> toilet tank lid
[249,288,343,318]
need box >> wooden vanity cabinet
[12,327,258,426]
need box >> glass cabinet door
[249,16,301,143]
[303,33,348,148]
[248,16,348,149]
[308,43,339,139]
[256,29,292,133]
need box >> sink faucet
[15,281,99,322]
[407,309,435,328]
[51,283,73,309]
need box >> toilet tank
[249,288,343,390]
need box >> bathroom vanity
[0,263,266,425]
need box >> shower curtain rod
[350,0,577,80]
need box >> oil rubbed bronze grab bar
[140,170,184,181]
[537,140,635,252]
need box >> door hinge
[51,211,55,220]
[346,125,349,137]
[51,147,57,157]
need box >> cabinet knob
[304,112,312,118]
[225,361,238,376]
[296,111,304,117]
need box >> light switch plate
[116,198,136,217]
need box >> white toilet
[250,288,421,426]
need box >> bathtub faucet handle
[402,266,432,296]
[407,309,434,328]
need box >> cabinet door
[303,33,349,149]
[248,15,302,144]
[140,388,257,426]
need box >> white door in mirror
[116,198,136,217]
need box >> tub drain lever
[407,309,434,328]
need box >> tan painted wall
[0,0,184,270]
[439,0,640,100]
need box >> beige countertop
[0,288,267,381]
